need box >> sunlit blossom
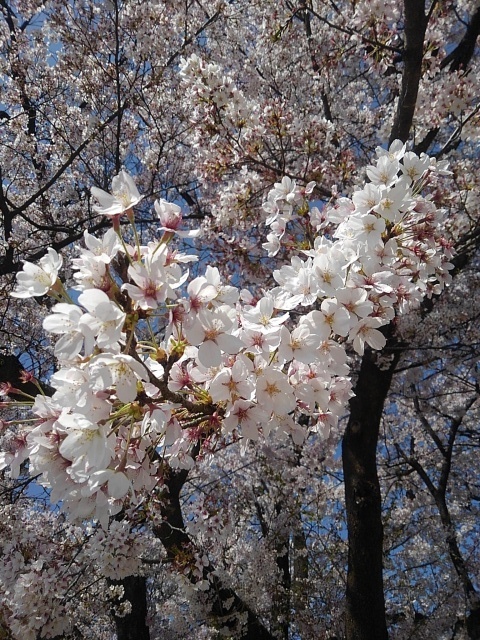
[11,248,62,298]
[155,199,202,238]
[91,170,143,217]
[89,354,148,403]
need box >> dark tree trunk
[341,1,430,637]
[342,337,401,640]
[467,609,480,640]
[108,575,150,640]
[389,0,427,145]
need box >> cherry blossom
[91,170,143,217]
[77,289,126,352]
[223,399,268,440]
[209,358,255,405]
[88,354,148,403]
[256,367,296,415]
[184,305,243,368]
[3,142,454,532]
[155,199,202,238]
[0,4,478,640]
[0,24,467,630]
[42,303,85,360]
[349,317,389,355]
[122,243,187,310]
[11,248,62,298]
[57,413,115,473]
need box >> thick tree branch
[389,1,427,144]
[107,575,150,640]
[441,4,480,72]
[153,466,276,640]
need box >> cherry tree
[1,1,480,640]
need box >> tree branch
[153,466,276,640]
[389,0,427,144]
[440,4,480,72]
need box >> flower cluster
[179,54,253,130]
[264,140,453,314]
[2,143,453,524]
[0,505,144,639]
[87,520,147,579]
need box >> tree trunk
[108,575,150,640]
[342,339,401,640]
[389,0,427,145]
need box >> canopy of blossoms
[1,141,453,527]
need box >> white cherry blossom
[184,305,243,368]
[5,141,454,535]
[256,367,296,415]
[87,469,131,500]
[122,243,187,310]
[155,199,202,238]
[43,304,84,360]
[91,170,143,217]
[77,289,126,352]
[209,359,255,405]
[11,248,62,298]
[89,354,148,403]
[241,296,290,332]
[57,413,115,473]
[223,400,268,440]
[349,317,388,355]
[277,325,321,365]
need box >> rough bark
[342,332,402,640]
[389,0,427,145]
